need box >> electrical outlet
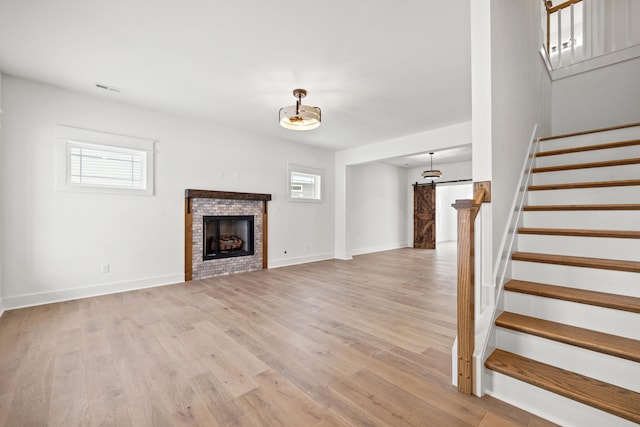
[101,263,110,273]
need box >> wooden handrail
[452,182,490,395]
[548,0,582,14]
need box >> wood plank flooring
[0,243,556,426]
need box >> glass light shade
[279,105,321,131]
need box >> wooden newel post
[452,199,476,395]
[452,184,487,395]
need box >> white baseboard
[0,296,4,319]
[350,242,410,256]
[334,252,353,261]
[269,252,335,269]
[2,274,184,310]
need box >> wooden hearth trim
[262,200,268,270]
[185,198,193,281]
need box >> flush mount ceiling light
[422,152,442,180]
[279,89,321,131]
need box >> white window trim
[287,163,323,202]
[56,125,155,196]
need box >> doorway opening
[414,182,472,248]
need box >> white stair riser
[538,127,640,152]
[527,186,640,205]
[521,210,640,231]
[504,291,640,339]
[511,260,640,296]
[495,328,640,392]
[517,234,640,262]
[535,145,640,168]
[485,370,639,427]
[531,164,640,185]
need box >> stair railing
[473,126,541,398]
[542,0,640,70]
[452,182,490,395]
[544,0,583,68]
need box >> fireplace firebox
[203,215,254,260]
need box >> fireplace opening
[203,215,254,260]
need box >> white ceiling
[0,0,471,154]
[382,144,472,169]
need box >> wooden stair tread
[511,252,640,273]
[518,227,640,239]
[532,157,640,173]
[529,179,640,191]
[505,279,640,313]
[485,349,640,424]
[523,203,640,211]
[496,312,640,362]
[535,140,640,158]
[539,122,640,141]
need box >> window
[56,125,155,195]
[68,143,145,188]
[288,164,322,201]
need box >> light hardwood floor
[0,243,557,426]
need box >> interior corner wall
[489,0,552,264]
[551,56,640,135]
[347,162,409,255]
[0,76,335,309]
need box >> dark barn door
[414,184,436,249]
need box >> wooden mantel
[184,189,272,281]
[185,189,272,203]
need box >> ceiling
[382,144,472,169]
[0,0,471,154]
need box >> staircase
[484,123,640,427]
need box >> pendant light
[422,152,442,180]
[279,89,321,131]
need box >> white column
[333,153,352,260]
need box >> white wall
[487,0,552,264]
[436,184,473,242]
[0,71,4,317]
[552,57,640,135]
[347,162,408,255]
[407,160,472,244]
[0,76,335,309]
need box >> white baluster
[556,10,562,67]
[570,3,575,64]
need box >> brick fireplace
[184,189,271,280]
